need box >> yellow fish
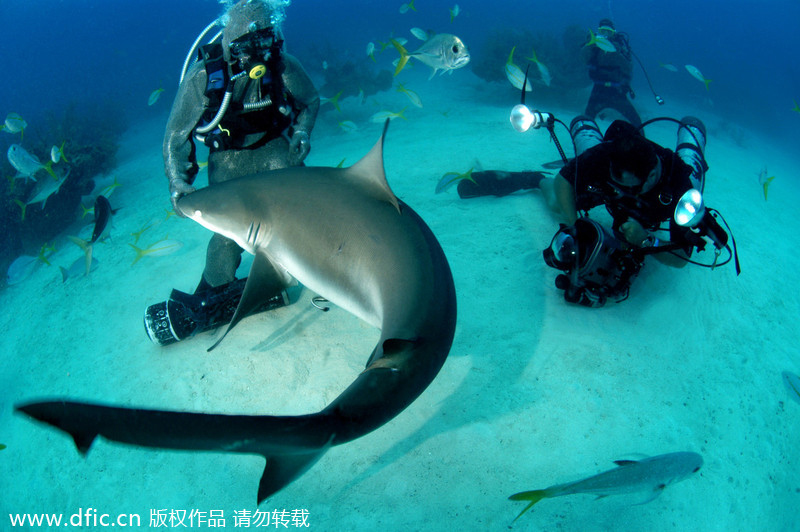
[396,83,423,108]
[399,0,416,14]
[449,4,460,22]
[435,168,475,193]
[369,108,407,123]
[320,91,343,112]
[148,87,165,106]
[685,64,712,91]
[758,166,775,201]
[525,47,551,87]
[584,30,616,53]
[129,237,183,265]
[505,47,531,92]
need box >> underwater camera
[543,218,643,307]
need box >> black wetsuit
[582,32,642,127]
[560,140,695,250]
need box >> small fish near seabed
[370,108,407,123]
[505,47,532,92]
[7,144,57,182]
[757,166,775,201]
[509,452,703,522]
[129,237,184,265]
[782,371,800,404]
[15,166,72,221]
[60,257,100,283]
[366,41,376,62]
[660,62,679,72]
[69,195,117,276]
[435,168,475,193]
[685,64,712,91]
[338,120,358,133]
[6,255,40,286]
[391,34,470,78]
[396,83,423,108]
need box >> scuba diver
[456,106,737,307]
[145,0,320,345]
[582,19,642,127]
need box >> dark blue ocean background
[1,0,798,150]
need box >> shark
[16,120,457,503]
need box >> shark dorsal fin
[346,119,400,213]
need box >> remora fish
[16,120,457,503]
[69,195,116,275]
[509,452,703,522]
[391,34,470,78]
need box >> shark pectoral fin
[257,435,335,503]
[15,401,99,455]
[208,252,288,352]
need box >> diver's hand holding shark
[16,120,457,503]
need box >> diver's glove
[169,178,196,217]
[288,129,310,165]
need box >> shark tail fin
[391,39,410,76]
[508,489,549,522]
[15,401,99,455]
[257,436,335,503]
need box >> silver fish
[510,452,703,521]
[392,33,470,79]
[26,167,71,208]
[7,144,55,182]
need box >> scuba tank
[675,116,708,191]
[570,115,603,157]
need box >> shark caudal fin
[256,436,334,503]
[15,400,339,503]
[508,489,549,522]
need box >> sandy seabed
[2,71,799,531]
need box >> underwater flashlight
[510,104,553,133]
[674,188,704,227]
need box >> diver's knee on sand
[202,234,244,288]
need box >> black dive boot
[457,171,546,198]
[144,278,292,346]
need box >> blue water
[1,1,799,530]
[1,0,797,146]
